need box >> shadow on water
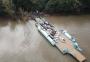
[0,17,29,30]
[0,17,19,30]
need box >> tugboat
[34,17,86,62]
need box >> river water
[0,15,90,62]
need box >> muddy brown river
[0,15,90,62]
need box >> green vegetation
[0,0,5,15]
[0,0,90,16]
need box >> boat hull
[36,23,56,46]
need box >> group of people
[40,21,60,41]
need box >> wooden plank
[55,32,86,62]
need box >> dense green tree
[44,0,81,13]
[0,0,90,16]
[13,0,33,11]
[1,0,14,15]
[31,0,49,11]
[79,0,90,12]
[0,0,5,15]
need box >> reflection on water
[0,15,90,62]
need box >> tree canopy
[0,0,90,15]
